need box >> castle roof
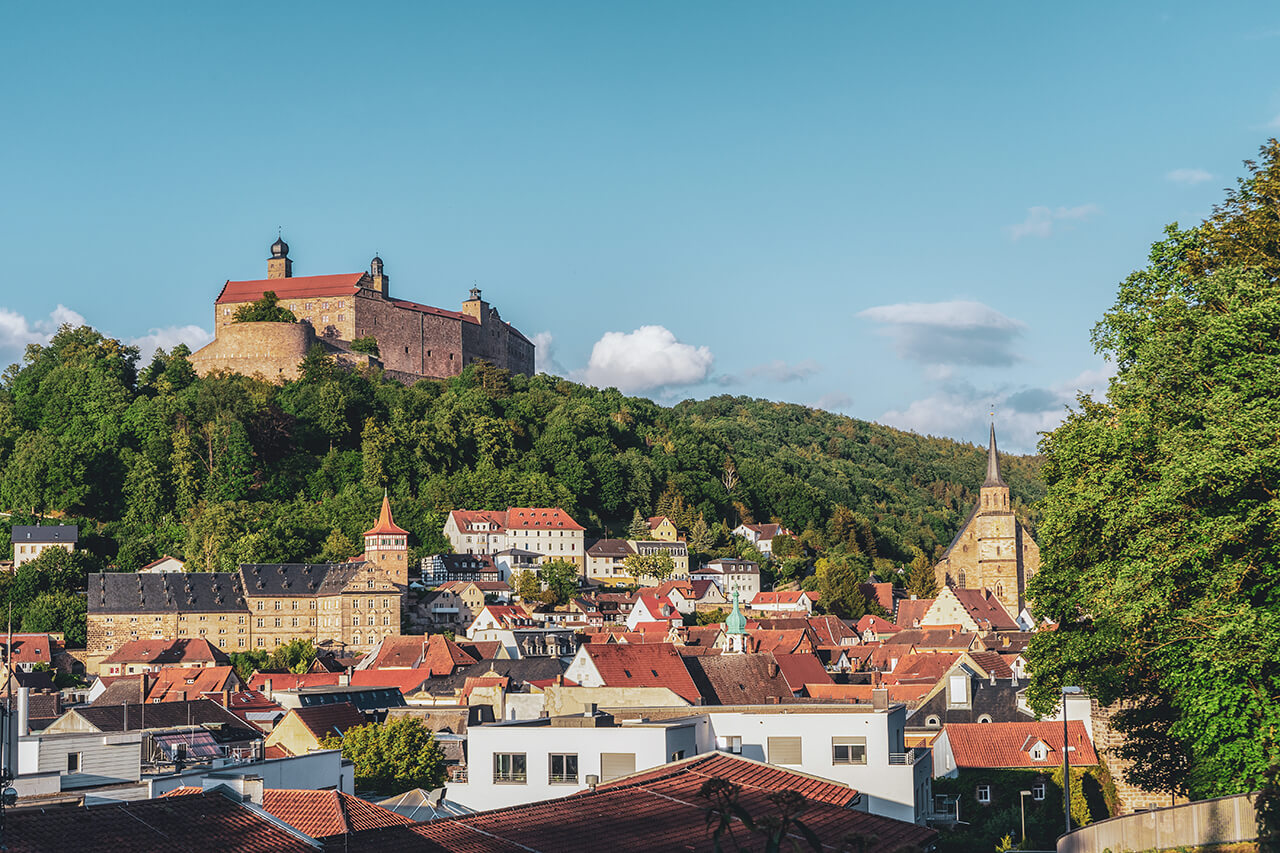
[215,273,367,304]
[88,573,246,614]
[363,494,408,537]
[238,562,371,598]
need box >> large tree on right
[1026,140,1280,798]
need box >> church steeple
[983,423,1006,487]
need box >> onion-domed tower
[267,235,292,279]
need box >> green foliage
[627,509,649,538]
[512,569,540,600]
[623,551,676,584]
[688,515,715,557]
[22,591,86,646]
[695,608,727,626]
[769,533,802,559]
[349,337,380,357]
[905,550,938,599]
[815,553,872,620]
[537,559,580,605]
[232,291,297,324]
[265,638,317,674]
[229,650,268,683]
[1026,141,1280,798]
[322,717,446,795]
[0,547,98,645]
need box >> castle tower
[267,236,292,279]
[362,493,410,587]
[724,592,748,654]
[370,255,390,296]
[933,424,1040,619]
[461,286,488,323]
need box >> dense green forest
[0,328,1043,584]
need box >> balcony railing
[447,765,469,783]
[888,747,928,765]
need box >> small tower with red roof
[363,493,410,587]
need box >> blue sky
[4,2,1279,452]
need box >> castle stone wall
[190,322,314,382]
[353,293,465,379]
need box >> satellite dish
[3,787,18,807]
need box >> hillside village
[0,426,1155,852]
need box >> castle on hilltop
[190,237,535,383]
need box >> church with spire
[932,425,1040,620]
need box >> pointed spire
[983,423,1006,487]
[363,492,409,537]
[725,591,747,636]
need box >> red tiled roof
[751,591,813,605]
[746,628,814,656]
[222,690,285,728]
[363,634,477,674]
[101,638,229,666]
[8,790,318,852]
[894,598,933,629]
[363,494,409,537]
[145,665,238,702]
[868,643,916,671]
[945,720,1098,768]
[772,653,834,692]
[861,582,896,613]
[647,515,672,529]
[966,650,1015,679]
[948,587,1021,631]
[289,702,367,741]
[2,633,53,666]
[215,273,366,305]
[887,628,977,650]
[881,651,963,684]
[261,789,413,838]
[403,752,936,853]
[804,683,934,705]
[457,640,502,660]
[264,744,292,759]
[387,296,475,323]
[350,668,434,694]
[583,643,700,703]
[503,507,584,531]
[856,614,900,634]
[249,672,342,691]
[450,510,509,532]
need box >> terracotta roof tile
[101,638,229,666]
[216,273,365,304]
[144,665,239,702]
[582,643,700,703]
[893,599,933,629]
[290,702,367,740]
[945,720,1098,768]
[248,672,342,691]
[772,653,834,692]
[363,494,409,537]
[260,789,413,838]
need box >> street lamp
[1019,790,1032,845]
[1061,686,1083,835]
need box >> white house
[749,590,819,615]
[137,556,185,574]
[624,593,682,630]
[731,523,793,556]
[444,508,586,569]
[692,559,761,601]
[447,712,701,812]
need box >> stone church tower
[933,425,1040,619]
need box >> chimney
[263,678,273,700]
[221,687,232,708]
[766,660,779,678]
[338,669,350,687]
[871,687,888,711]
[583,703,597,718]
[554,674,563,686]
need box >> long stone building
[933,425,1040,619]
[190,237,535,383]
[85,498,410,672]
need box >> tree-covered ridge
[0,328,1043,578]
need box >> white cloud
[129,325,214,356]
[579,325,713,393]
[812,392,854,412]
[858,299,1025,367]
[716,358,821,385]
[1007,204,1101,240]
[0,304,87,357]
[531,330,565,376]
[877,362,1118,454]
[1165,168,1213,185]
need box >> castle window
[322,315,329,323]
[338,300,344,307]
[337,314,344,321]
[958,571,966,587]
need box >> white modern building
[447,711,700,811]
[692,558,761,600]
[443,508,586,569]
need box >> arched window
[958,570,966,587]
[995,583,1004,599]
[977,714,993,724]
[925,715,941,728]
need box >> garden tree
[232,291,296,323]
[229,650,268,683]
[349,336,379,357]
[905,550,938,599]
[318,527,357,562]
[512,569,541,600]
[264,638,317,674]
[623,551,676,584]
[22,591,86,646]
[769,533,802,559]
[815,553,873,620]
[688,515,715,556]
[322,717,446,794]
[627,509,649,538]
[537,559,580,605]
[1026,140,1280,799]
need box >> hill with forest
[0,325,1044,585]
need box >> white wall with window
[449,716,700,812]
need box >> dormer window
[1029,742,1049,762]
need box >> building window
[493,753,526,784]
[767,737,802,766]
[948,674,968,707]
[977,714,993,724]
[291,617,299,627]
[716,735,742,754]
[976,784,992,804]
[67,752,81,773]
[925,715,942,728]
[1032,781,1046,801]
[599,752,636,782]
[832,737,867,765]
[274,618,282,628]
[256,618,264,628]
[274,602,282,610]
[549,754,578,784]
[256,638,265,647]
[256,602,264,611]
